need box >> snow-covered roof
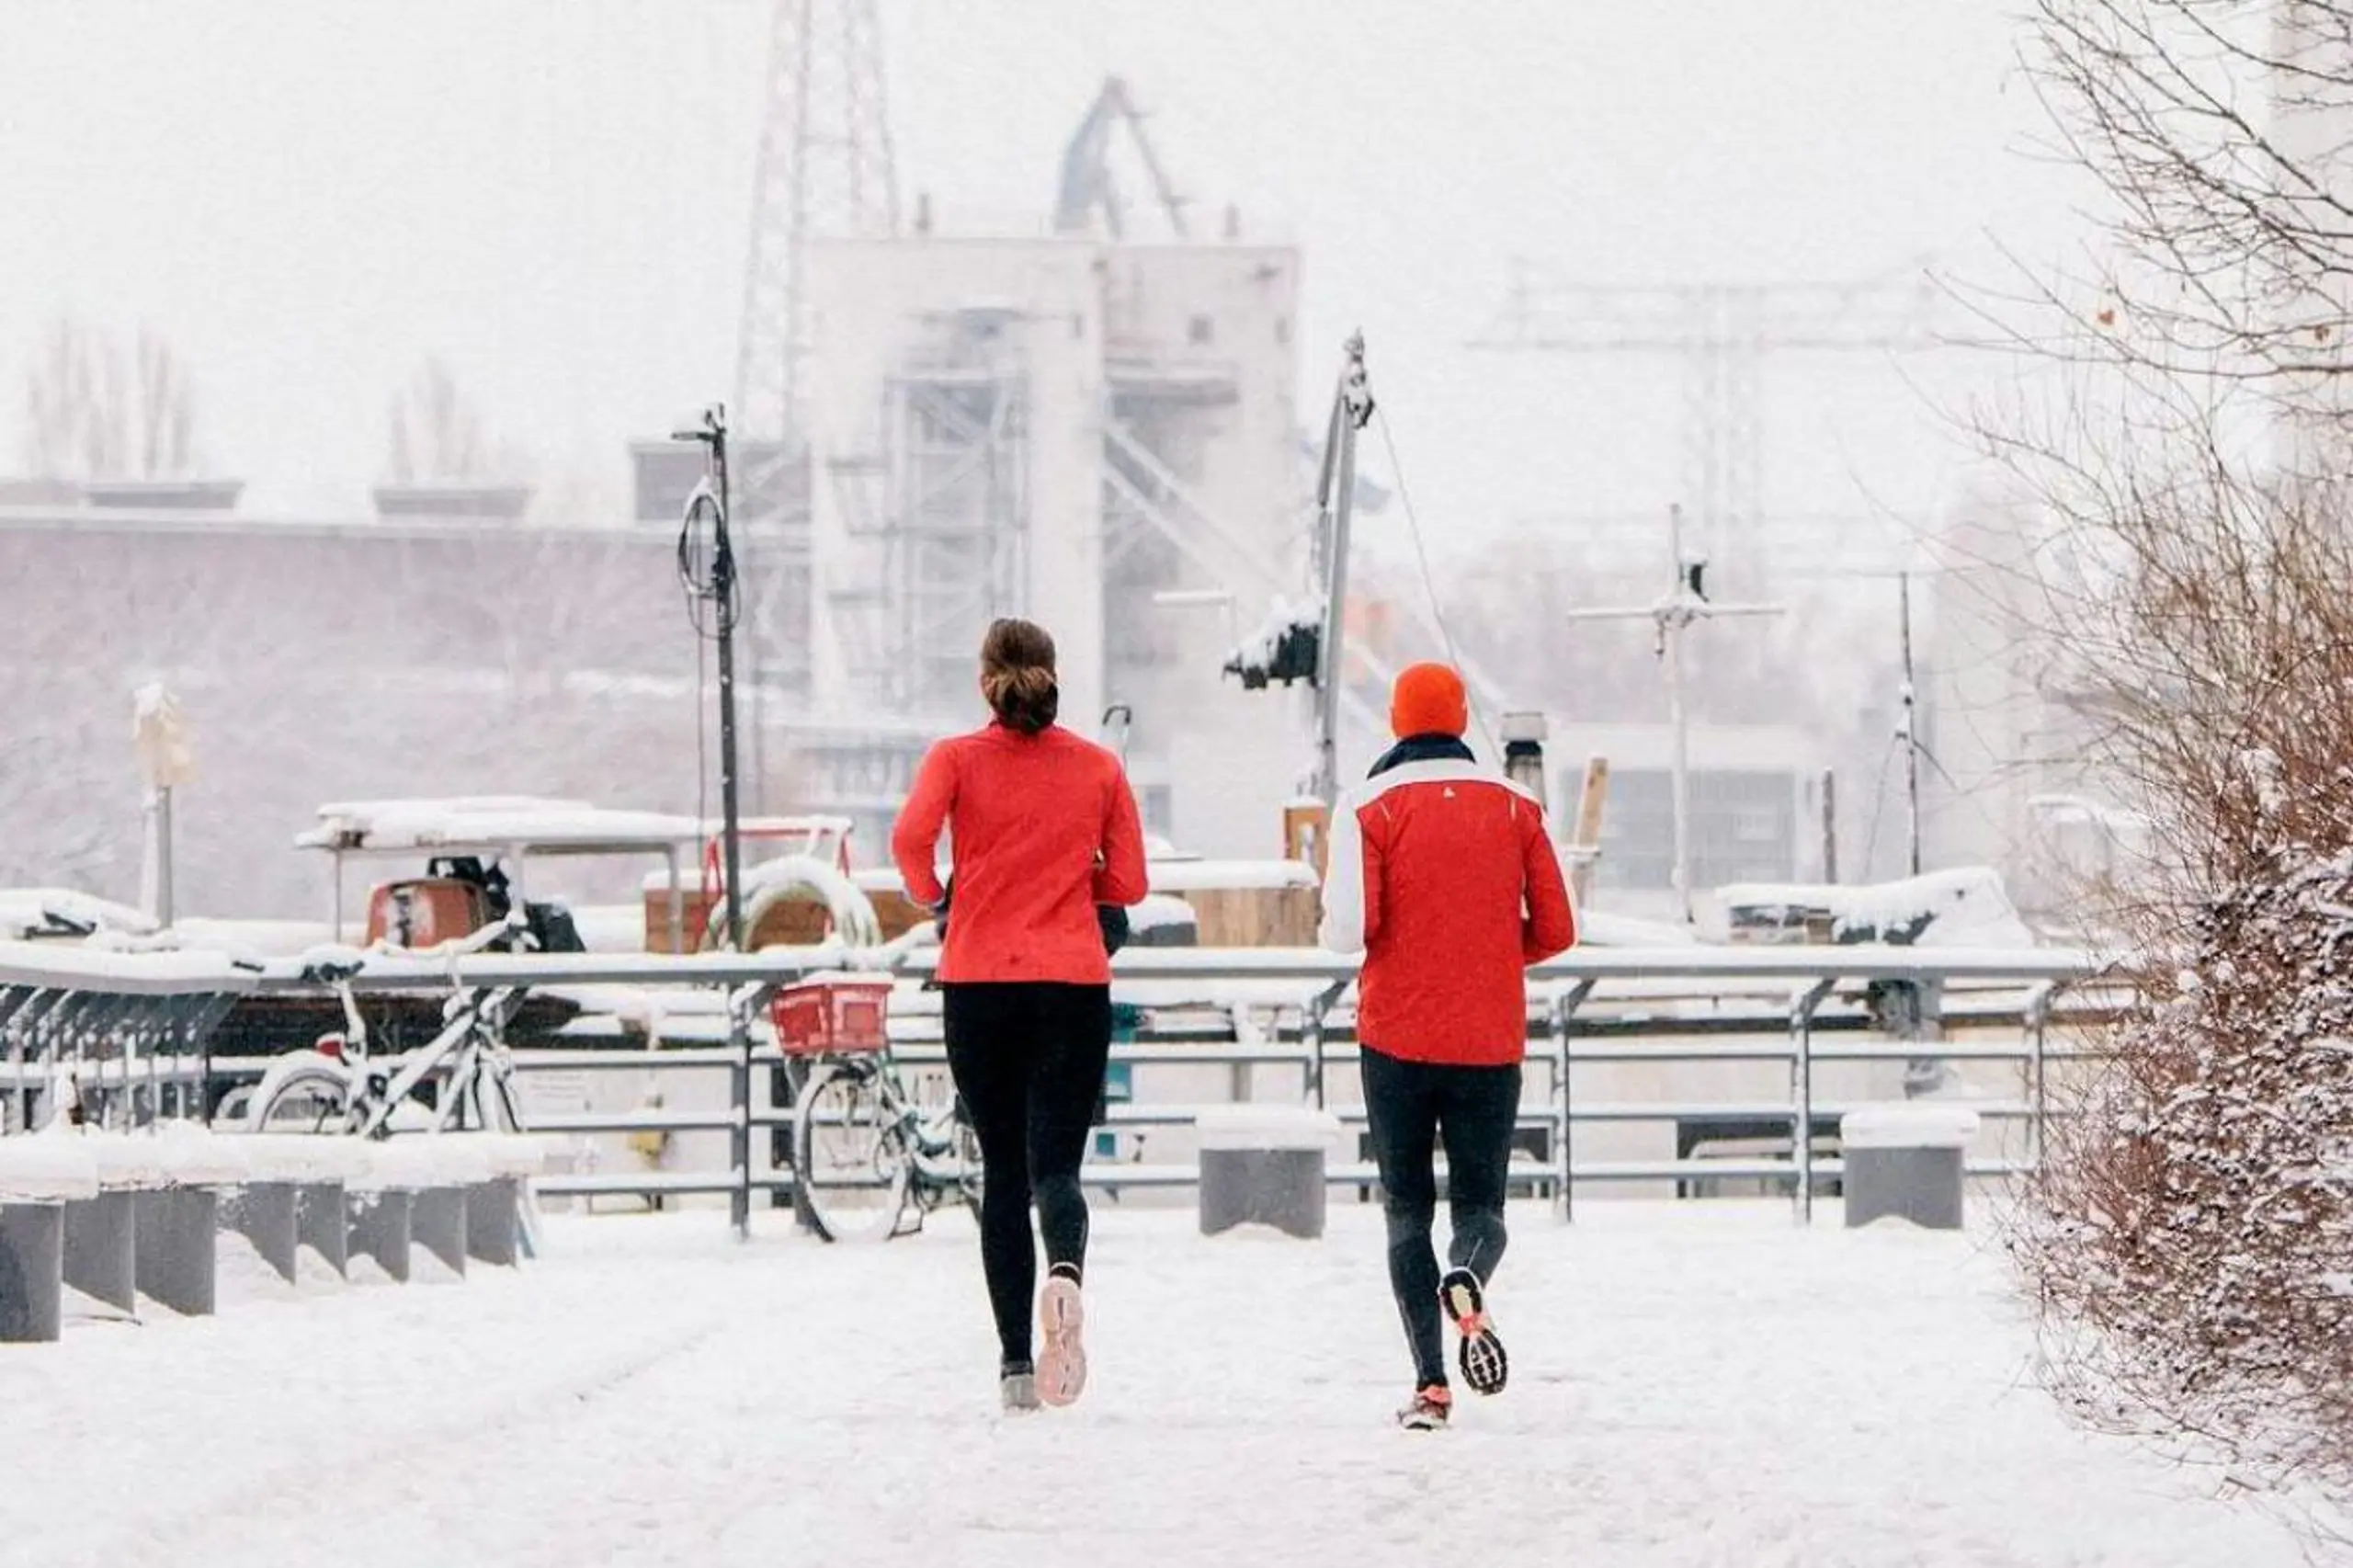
[301,799,851,858]
[0,888,159,941]
[1718,868,2038,949]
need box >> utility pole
[1563,505,1786,925]
[1898,571,1923,878]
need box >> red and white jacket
[1319,751,1577,1066]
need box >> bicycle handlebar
[364,911,532,964]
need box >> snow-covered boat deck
[0,1202,2308,1567]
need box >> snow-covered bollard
[64,1131,173,1315]
[464,1135,551,1268]
[0,1136,100,1342]
[139,1122,248,1316]
[1839,1104,1982,1231]
[408,1140,495,1278]
[234,1136,372,1284]
[1196,1107,1344,1241]
[347,1142,436,1284]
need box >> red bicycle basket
[771,978,893,1056]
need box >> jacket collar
[1370,733,1475,778]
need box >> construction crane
[1053,75,1188,240]
[1467,257,1945,566]
[726,0,901,806]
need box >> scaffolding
[824,306,1030,713]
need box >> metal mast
[728,0,899,807]
[1468,260,1943,567]
[733,0,901,449]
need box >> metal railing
[1,939,2111,1228]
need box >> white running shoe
[1037,1270,1087,1407]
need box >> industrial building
[792,226,1307,853]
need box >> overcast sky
[2,1,2086,564]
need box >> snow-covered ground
[0,1201,2311,1568]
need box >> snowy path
[0,1200,2311,1568]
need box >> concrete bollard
[463,1135,553,1267]
[136,1123,250,1316]
[411,1187,469,1278]
[222,1182,301,1284]
[241,1135,373,1282]
[0,1204,66,1342]
[0,1134,101,1342]
[135,1187,221,1315]
[1196,1107,1344,1241]
[346,1139,443,1283]
[465,1177,520,1267]
[1840,1104,1983,1231]
[61,1192,138,1314]
[298,1182,350,1278]
[348,1188,415,1283]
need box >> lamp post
[675,406,746,951]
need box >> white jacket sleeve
[1318,796,1370,957]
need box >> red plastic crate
[771,977,893,1056]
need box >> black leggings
[1358,1045,1522,1389]
[941,983,1113,1370]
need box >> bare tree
[1997,2,2353,1530]
[2025,1,2353,427]
[386,358,517,483]
[19,318,202,481]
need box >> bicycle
[786,976,983,1243]
[239,915,534,1139]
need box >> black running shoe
[1439,1267,1508,1396]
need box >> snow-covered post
[131,685,194,926]
[1307,334,1376,807]
[1501,711,1549,811]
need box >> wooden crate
[642,888,832,952]
[1178,884,1321,948]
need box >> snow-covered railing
[474,944,2108,1225]
[0,940,266,1133]
[1,940,2113,1227]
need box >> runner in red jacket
[892,618,1147,1415]
[1319,662,1576,1429]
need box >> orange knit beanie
[1389,663,1469,739]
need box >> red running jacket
[1319,756,1578,1065]
[891,722,1149,986]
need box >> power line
[1372,404,1498,761]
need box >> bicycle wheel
[245,1056,356,1133]
[793,1060,910,1244]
